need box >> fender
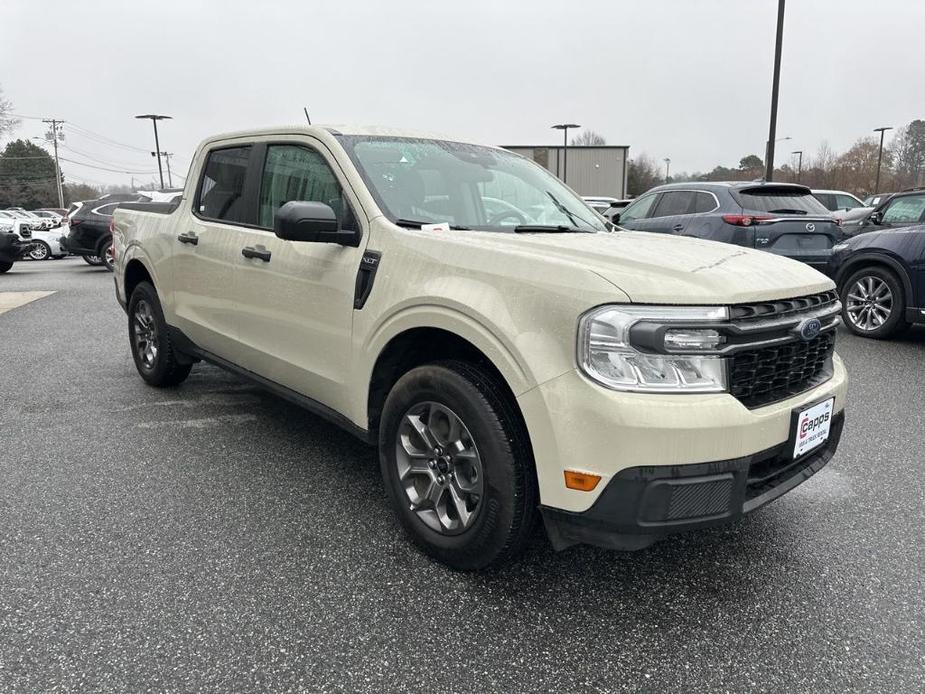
[835,251,914,300]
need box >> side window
[258,144,355,230]
[651,191,695,218]
[882,195,925,224]
[693,192,717,213]
[835,194,860,209]
[91,203,120,217]
[814,193,836,211]
[196,146,252,224]
[619,193,657,222]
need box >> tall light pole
[135,114,172,190]
[664,157,671,183]
[40,119,65,208]
[791,150,803,182]
[765,0,786,181]
[873,126,892,194]
[152,151,174,188]
[551,123,581,184]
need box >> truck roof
[201,124,489,148]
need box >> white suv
[113,126,848,569]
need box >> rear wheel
[379,360,537,570]
[840,266,908,338]
[29,241,51,261]
[128,281,192,387]
[100,239,115,272]
[82,255,103,266]
[0,260,12,274]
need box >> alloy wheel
[132,299,159,369]
[29,243,49,261]
[395,401,484,535]
[845,275,893,331]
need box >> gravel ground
[1,258,923,693]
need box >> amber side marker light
[564,470,602,492]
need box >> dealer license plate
[793,397,835,459]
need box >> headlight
[578,305,729,393]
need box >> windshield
[339,136,606,233]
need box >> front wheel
[127,281,192,387]
[379,361,537,570]
[82,255,103,267]
[840,266,908,339]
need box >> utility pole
[135,114,172,190]
[41,118,65,207]
[873,126,892,194]
[664,157,671,183]
[791,150,803,182]
[551,123,581,184]
[152,151,174,188]
[765,0,786,181]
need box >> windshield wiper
[546,192,597,230]
[513,224,588,233]
[393,218,471,230]
[767,208,808,215]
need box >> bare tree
[0,86,20,141]
[627,154,662,195]
[890,120,925,189]
[571,130,606,146]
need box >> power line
[58,156,159,175]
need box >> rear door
[230,139,369,415]
[733,185,842,270]
[169,144,255,358]
[645,190,696,234]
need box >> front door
[231,140,369,414]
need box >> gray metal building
[502,145,630,198]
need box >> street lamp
[135,114,172,190]
[791,150,803,183]
[765,0,786,181]
[551,123,581,184]
[873,126,893,194]
[664,157,671,183]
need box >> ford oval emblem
[799,317,822,341]
[805,222,816,232]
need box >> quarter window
[693,191,717,213]
[258,145,355,230]
[882,195,925,224]
[196,146,253,224]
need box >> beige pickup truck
[113,125,847,570]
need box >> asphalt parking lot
[1,258,923,693]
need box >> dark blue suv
[614,181,844,271]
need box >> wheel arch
[124,257,156,301]
[835,252,914,301]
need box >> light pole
[873,126,892,194]
[791,150,803,182]
[551,123,581,184]
[765,0,786,181]
[664,158,671,183]
[135,114,172,190]
[152,151,174,188]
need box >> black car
[0,231,33,273]
[828,225,925,338]
[614,181,844,270]
[64,193,150,271]
[843,187,925,238]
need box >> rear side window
[196,146,252,224]
[882,195,925,224]
[651,191,695,217]
[835,194,861,209]
[736,187,829,215]
[257,145,355,230]
[693,191,717,213]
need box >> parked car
[112,126,847,570]
[31,210,64,227]
[829,225,925,338]
[64,194,150,271]
[846,187,925,238]
[614,181,845,271]
[5,207,53,230]
[0,230,33,273]
[863,192,894,207]
[583,196,632,215]
[812,189,866,213]
[37,207,69,217]
[0,210,38,237]
[25,227,68,260]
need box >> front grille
[730,331,835,408]
[730,290,838,323]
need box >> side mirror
[273,200,360,247]
[611,213,621,224]
[868,211,883,225]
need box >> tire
[29,241,51,261]
[83,255,103,266]
[840,266,908,339]
[0,260,12,274]
[379,360,537,570]
[100,239,114,272]
[127,281,193,387]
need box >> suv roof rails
[900,186,925,192]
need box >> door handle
[177,232,199,245]
[242,246,271,262]
[672,224,684,232]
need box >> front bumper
[541,411,844,550]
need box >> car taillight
[721,214,773,227]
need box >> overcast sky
[2,0,922,188]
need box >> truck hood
[463,230,834,304]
